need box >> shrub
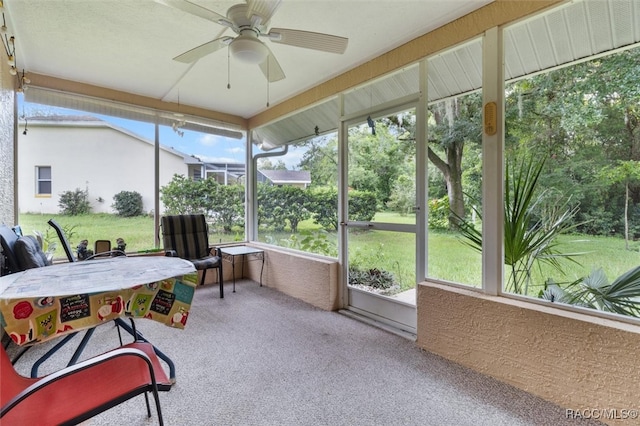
[428,196,450,230]
[308,186,338,230]
[258,184,311,233]
[308,187,377,230]
[348,267,397,290]
[58,188,91,215]
[112,191,144,217]
[160,175,244,233]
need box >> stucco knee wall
[416,282,640,425]
[198,245,338,311]
[243,244,339,311]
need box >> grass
[19,212,639,296]
[20,214,158,257]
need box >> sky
[19,94,308,170]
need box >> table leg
[67,327,96,366]
[114,318,176,384]
[232,255,237,293]
[260,253,264,287]
[31,332,80,377]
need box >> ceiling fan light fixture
[230,33,268,64]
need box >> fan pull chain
[266,58,270,107]
[227,48,231,89]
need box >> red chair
[1,342,167,425]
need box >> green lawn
[19,212,638,297]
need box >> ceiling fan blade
[246,0,282,24]
[267,28,348,54]
[258,48,286,82]
[173,37,234,63]
[154,0,226,24]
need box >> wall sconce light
[1,10,28,93]
[15,69,29,92]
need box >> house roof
[258,169,311,184]
[22,115,200,164]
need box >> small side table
[220,246,265,292]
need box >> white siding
[17,122,189,214]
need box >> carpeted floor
[9,280,601,426]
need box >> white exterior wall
[0,48,15,225]
[17,122,188,214]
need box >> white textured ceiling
[4,0,492,119]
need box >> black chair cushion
[1,224,20,274]
[15,236,50,270]
[190,255,221,271]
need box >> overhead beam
[26,73,248,129]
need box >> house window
[36,166,52,195]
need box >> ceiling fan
[155,0,349,82]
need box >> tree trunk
[624,182,629,251]
[428,98,467,229]
[427,144,465,229]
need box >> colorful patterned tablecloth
[0,256,196,346]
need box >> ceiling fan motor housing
[227,4,269,64]
[230,30,269,64]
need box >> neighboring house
[17,115,202,214]
[204,162,245,185]
[257,169,311,188]
[201,163,311,188]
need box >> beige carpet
[9,280,601,426]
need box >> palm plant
[542,266,640,317]
[456,157,583,295]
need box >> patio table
[0,256,196,381]
[220,246,265,292]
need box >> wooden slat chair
[161,214,224,298]
[1,342,167,425]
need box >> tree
[347,123,410,206]
[505,47,640,238]
[387,174,415,215]
[258,158,287,170]
[387,95,482,228]
[427,94,483,228]
[298,136,338,187]
[599,160,640,250]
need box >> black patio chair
[161,214,224,298]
